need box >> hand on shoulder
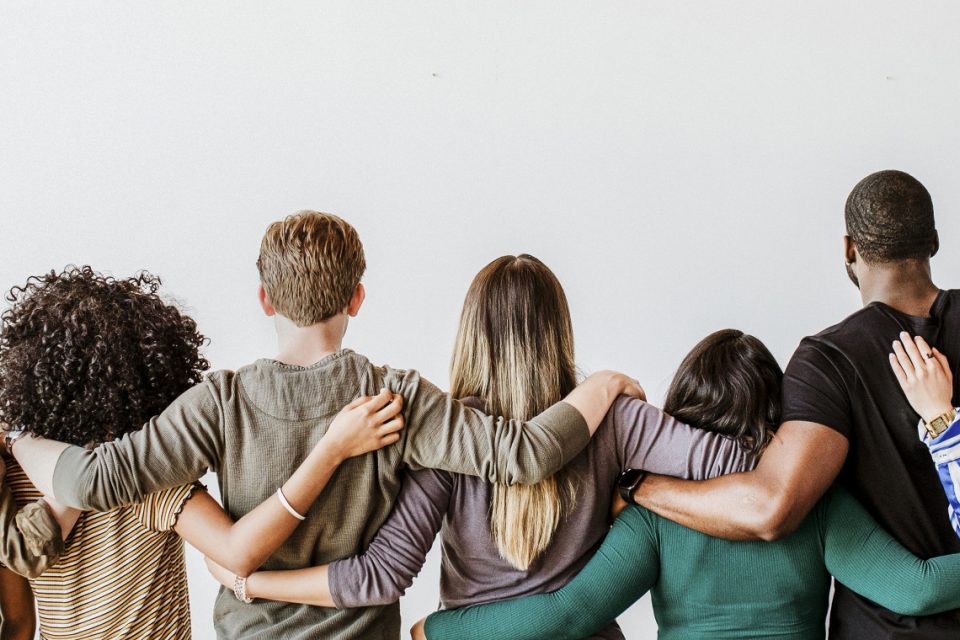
[889,332,955,424]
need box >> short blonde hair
[257,211,366,326]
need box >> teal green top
[424,487,960,640]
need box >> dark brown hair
[0,266,209,446]
[664,329,782,454]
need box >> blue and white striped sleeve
[920,410,960,539]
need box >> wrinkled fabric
[920,412,960,539]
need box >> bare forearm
[177,441,345,576]
[246,566,335,607]
[186,391,404,576]
[11,436,68,497]
[41,496,81,541]
[276,439,344,515]
[563,372,635,435]
[633,473,781,541]
[225,443,343,573]
[634,420,848,542]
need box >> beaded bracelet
[233,574,253,604]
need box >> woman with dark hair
[0,266,402,640]
[204,255,755,640]
[415,329,960,640]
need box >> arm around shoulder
[329,468,452,607]
[402,370,642,485]
[24,380,226,511]
[424,506,660,640]
[634,420,847,541]
[611,396,754,479]
[821,486,960,616]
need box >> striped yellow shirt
[6,459,197,640]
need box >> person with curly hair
[0,266,405,640]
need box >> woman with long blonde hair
[206,254,754,639]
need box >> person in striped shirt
[0,266,404,640]
[889,332,960,538]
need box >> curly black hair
[0,266,209,447]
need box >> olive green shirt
[51,350,590,640]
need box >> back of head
[664,329,782,454]
[0,266,209,447]
[451,254,577,416]
[450,254,577,570]
[257,211,366,326]
[845,170,936,264]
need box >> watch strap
[617,468,647,504]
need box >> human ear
[346,283,366,318]
[843,235,857,265]
[258,285,276,317]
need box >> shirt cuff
[15,499,65,557]
[919,408,960,446]
[532,401,591,466]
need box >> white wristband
[276,488,306,521]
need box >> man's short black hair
[845,170,936,263]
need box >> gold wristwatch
[924,410,958,439]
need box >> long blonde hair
[450,254,578,570]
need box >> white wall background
[2,2,959,638]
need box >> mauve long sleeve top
[330,396,756,640]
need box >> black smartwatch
[617,468,647,504]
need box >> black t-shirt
[782,289,960,639]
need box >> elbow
[889,579,941,617]
[723,483,804,542]
[232,564,257,579]
[509,459,562,486]
[336,587,404,609]
[338,572,412,608]
[219,553,262,579]
[895,602,929,618]
[749,498,803,542]
[361,578,411,607]
[362,591,402,607]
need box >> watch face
[618,468,643,490]
[929,417,948,437]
